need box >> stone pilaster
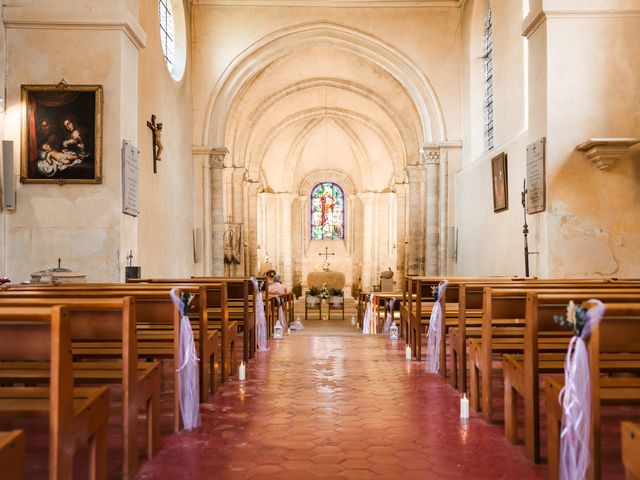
[357,192,377,289]
[423,145,440,276]
[244,178,260,276]
[405,165,426,275]
[279,193,297,287]
[210,147,227,276]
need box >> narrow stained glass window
[158,0,175,70]
[311,182,345,240]
[484,8,494,151]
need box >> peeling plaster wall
[545,13,640,277]
[456,0,640,278]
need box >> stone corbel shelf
[576,138,640,170]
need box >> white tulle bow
[559,299,605,480]
[170,288,201,431]
[425,280,448,374]
[362,293,374,334]
[251,278,269,352]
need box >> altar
[306,271,345,290]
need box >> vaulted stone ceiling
[223,38,422,194]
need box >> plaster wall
[137,0,196,277]
[0,0,196,281]
[1,10,136,281]
[456,0,640,279]
[544,13,640,277]
[456,0,536,276]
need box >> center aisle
[136,336,546,480]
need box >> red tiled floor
[135,335,549,479]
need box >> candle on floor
[460,393,469,419]
[239,361,246,381]
[405,344,411,360]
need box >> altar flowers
[425,280,448,374]
[251,277,269,352]
[169,289,200,431]
[557,299,605,480]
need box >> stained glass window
[311,182,344,240]
[158,0,175,70]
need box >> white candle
[239,361,246,381]
[405,344,412,360]
[460,393,469,419]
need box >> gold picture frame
[491,152,508,212]
[20,81,102,184]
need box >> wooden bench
[448,278,632,390]
[0,430,24,480]
[545,302,640,480]
[0,306,110,480]
[622,421,640,479]
[0,297,161,478]
[466,285,640,423]
[502,291,640,462]
[402,276,517,369]
[0,286,218,432]
[134,277,257,363]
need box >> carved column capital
[209,147,229,169]
[422,144,441,165]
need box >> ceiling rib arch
[248,107,401,182]
[204,21,447,147]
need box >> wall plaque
[122,140,139,216]
[526,137,546,214]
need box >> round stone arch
[202,21,447,147]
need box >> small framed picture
[491,152,508,212]
[20,82,102,184]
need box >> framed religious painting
[491,152,508,212]
[20,82,102,184]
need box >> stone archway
[196,21,451,285]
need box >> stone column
[405,164,426,275]
[394,181,408,285]
[210,148,228,276]
[357,192,377,289]
[279,194,296,287]
[244,178,260,276]
[193,146,212,275]
[423,145,440,275]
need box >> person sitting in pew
[268,274,287,296]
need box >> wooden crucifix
[319,246,335,262]
[146,114,163,173]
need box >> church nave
[136,335,547,480]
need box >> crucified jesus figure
[147,114,163,173]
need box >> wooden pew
[197,283,238,384]
[545,302,640,480]
[0,286,218,431]
[0,430,24,480]
[0,306,110,480]
[502,291,640,462]
[403,276,516,368]
[0,297,161,478]
[131,277,256,364]
[622,421,640,480]
[465,284,640,423]
[452,280,610,393]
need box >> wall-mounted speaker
[193,227,202,263]
[2,141,15,210]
